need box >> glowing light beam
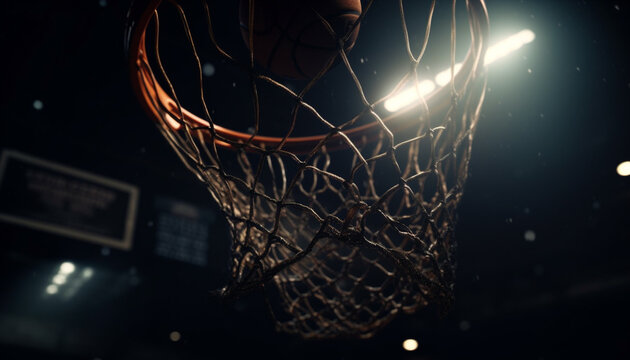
[435,63,464,87]
[485,29,536,65]
[383,80,436,112]
[384,29,535,113]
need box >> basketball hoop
[126,0,489,339]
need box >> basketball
[238,0,362,80]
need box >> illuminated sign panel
[0,150,139,250]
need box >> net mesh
[129,0,488,339]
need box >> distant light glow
[83,267,94,278]
[402,339,419,351]
[59,262,76,274]
[459,320,471,331]
[617,161,630,176]
[524,230,536,242]
[384,80,436,112]
[52,274,67,285]
[169,331,181,342]
[46,284,59,295]
[385,29,535,113]
[33,100,44,110]
[202,63,215,77]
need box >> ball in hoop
[238,0,362,79]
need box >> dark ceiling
[1,0,629,359]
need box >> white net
[127,0,489,338]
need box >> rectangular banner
[0,150,139,250]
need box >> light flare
[385,29,535,113]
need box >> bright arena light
[59,262,76,274]
[385,29,535,113]
[384,80,436,112]
[402,338,419,351]
[52,274,67,285]
[617,161,630,176]
[46,284,59,295]
[485,29,536,65]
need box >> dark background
[1,0,629,359]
